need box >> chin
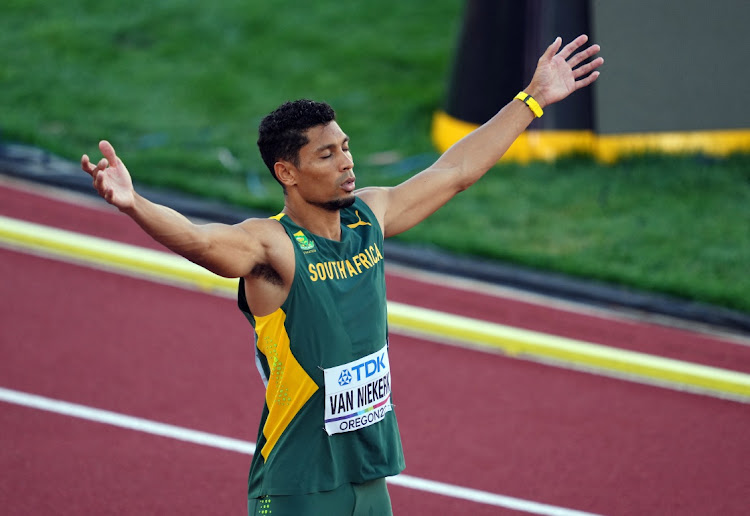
[315,195,356,212]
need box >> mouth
[341,177,356,193]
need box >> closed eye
[316,137,350,158]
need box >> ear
[274,161,297,188]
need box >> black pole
[443,0,593,131]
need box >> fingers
[99,140,118,167]
[81,154,94,175]
[556,34,603,89]
[573,56,604,80]
[557,34,589,61]
[81,141,122,204]
[567,44,601,69]
[541,37,562,62]
[81,152,110,176]
[93,168,104,190]
[81,154,103,175]
[92,165,114,200]
[575,70,601,90]
[82,140,118,181]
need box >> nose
[341,150,354,171]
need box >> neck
[282,202,343,241]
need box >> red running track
[1,178,749,515]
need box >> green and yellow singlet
[238,197,405,498]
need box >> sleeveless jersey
[238,198,405,497]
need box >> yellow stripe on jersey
[254,308,319,460]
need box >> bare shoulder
[235,216,293,260]
[236,216,287,240]
[355,187,391,228]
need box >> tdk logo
[336,353,388,387]
[338,369,352,386]
[351,353,387,381]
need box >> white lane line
[387,475,601,516]
[0,387,603,516]
[0,386,255,455]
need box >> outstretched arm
[81,140,271,278]
[359,34,603,238]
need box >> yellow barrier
[431,110,750,164]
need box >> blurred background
[1,0,749,318]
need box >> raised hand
[526,34,603,109]
[81,140,135,211]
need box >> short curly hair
[257,99,336,185]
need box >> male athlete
[82,35,602,515]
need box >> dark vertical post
[444,0,525,126]
[442,0,593,131]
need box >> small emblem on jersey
[293,230,315,251]
[346,210,372,229]
[338,369,352,386]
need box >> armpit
[250,263,284,286]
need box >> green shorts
[248,478,392,516]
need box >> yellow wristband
[514,91,544,118]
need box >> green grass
[2,1,749,314]
[399,153,750,313]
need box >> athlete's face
[294,122,355,211]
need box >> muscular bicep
[188,218,287,279]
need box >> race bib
[323,344,392,436]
